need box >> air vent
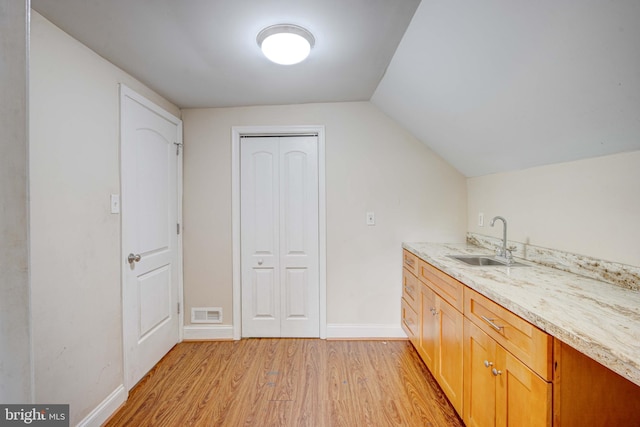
[191,307,223,324]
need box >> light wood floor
[105,339,464,426]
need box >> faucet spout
[490,216,509,260]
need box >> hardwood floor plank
[105,339,464,426]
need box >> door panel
[241,138,279,336]
[279,137,318,337]
[121,87,181,389]
[252,268,277,319]
[241,136,319,337]
[138,265,172,339]
[284,268,308,317]
[135,130,171,254]
[419,284,437,371]
[252,151,278,254]
[282,151,306,252]
[464,319,497,427]
[496,346,551,427]
[437,298,464,414]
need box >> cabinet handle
[404,258,415,267]
[404,285,414,296]
[480,315,504,331]
[492,368,502,376]
[484,360,493,368]
[430,307,438,316]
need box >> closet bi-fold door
[240,136,319,337]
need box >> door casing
[232,125,326,339]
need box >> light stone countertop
[403,242,640,388]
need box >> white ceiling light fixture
[257,24,315,65]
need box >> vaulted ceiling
[32,0,640,177]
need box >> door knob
[258,259,263,265]
[128,253,141,264]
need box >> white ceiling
[31,0,420,108]
[32,0,640,177]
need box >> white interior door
[121,86,182,389]
[241,136,319,337]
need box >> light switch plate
[366,211,375,226]
[110,194,120,214]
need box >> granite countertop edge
[402,242,640,388]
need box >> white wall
[182,102,467,333]
[0,0,32,403]
[467,151,640,267]
[373,0,640,177]
[29,11,179,425]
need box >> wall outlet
[478,212,484,227]
[366,211,375,226]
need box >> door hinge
[177,302,181,315]
[173,142,183,155]
[177,223,181,235]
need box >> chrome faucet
[490,216,512,263]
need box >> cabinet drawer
[418,259,464,312]
[401,297,419,341]
[403,249,419,277]
[402,267,419,311]
[464,287,553,380]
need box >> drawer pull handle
[484,360,493,368]
[404,285,414,295]
[404,258,415,267]
[481,315,504,331]
[492,368,503,376]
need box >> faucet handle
[508,245,517,253]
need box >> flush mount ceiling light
[257,24,315,65]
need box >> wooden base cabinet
[402,249,640,426]
[419,282,464,414]
[415,257,464,415]
[464,319,551,427]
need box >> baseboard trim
[77,384,127,427]
[183,324,235,340]
[183,324,406,340]
[326,324,407,339]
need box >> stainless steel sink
[447,255,528,267]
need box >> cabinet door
[495,346,551,427]
[464,319,497,427]
[436,298,464,415]
[419,283,437,372]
